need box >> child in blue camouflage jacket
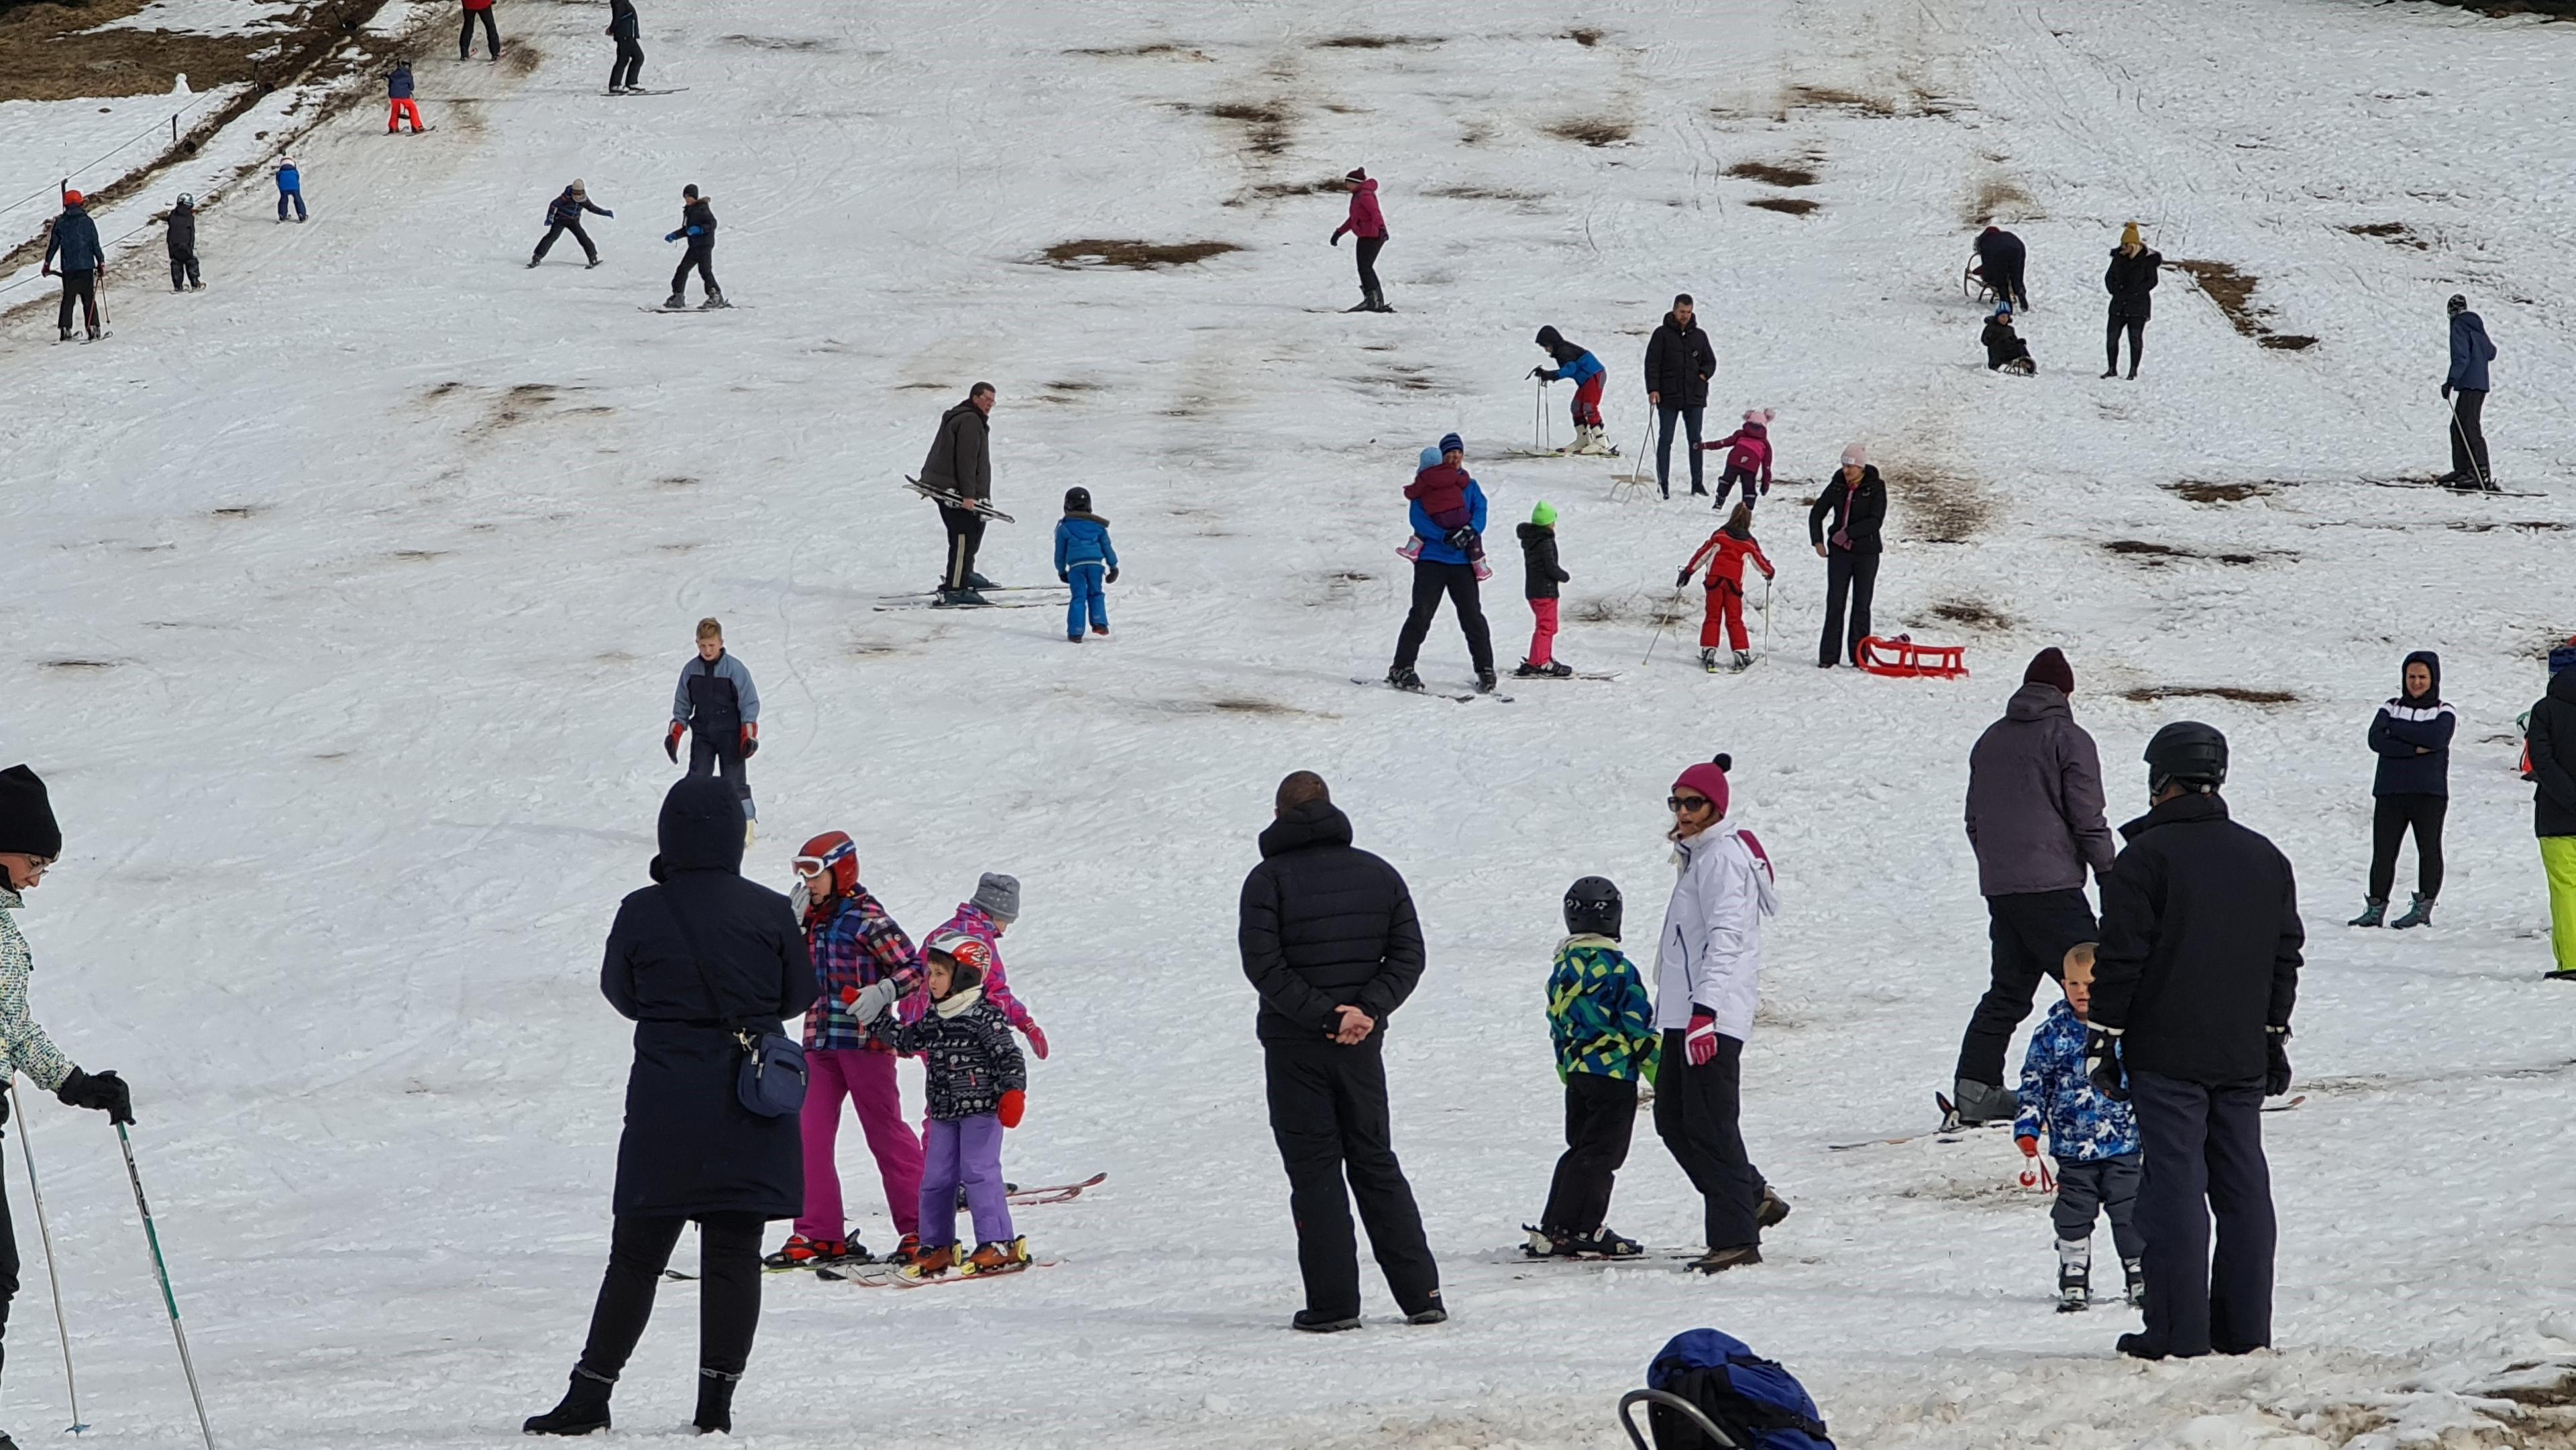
[1526,877,1659,1259]
[2016,942,2145,1312]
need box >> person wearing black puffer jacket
[1238,771,1442,1333]
[2529,660,2576,980]
[2102,223,2161,379]
[1643,295,1717,498]
[523,775,815,1438]
[1807,444,1887,668]
[2349,651,2454,931]
[1514,499,1571,677]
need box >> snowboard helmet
[2143,721,2228,795]
[175,192,193,208]
[923,930,991,991]
[1064,486,1091,514]
[792,830,858,898]
[1563,876,1623,940]
[2447,293,2468,317]
[62,190,83,207]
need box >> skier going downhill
[662,184,722,309]
[533,180,612,268]
[1531,327,1611,455]
[42,192,105,341]
[386,59,425,133]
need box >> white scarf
[932,985,984,1019]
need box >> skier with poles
[2442,294,2498,490]
[661,184,722,310]
[40,193,105,343]
[1530,327,1611,455]
[1676,503,1774,675]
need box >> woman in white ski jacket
[1652,754,1780,1273]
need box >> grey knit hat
[971,872,1020,924]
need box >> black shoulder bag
[661,895,807,1119]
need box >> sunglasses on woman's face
[1666,794,1712,814]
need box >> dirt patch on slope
[1727,161,1817,187]
[2120,685,2300,706]
[1067,42,1214,61]
[2102,539,2288,567]
[1546,116,1633,147]
[1041,239,1241,270]
[1747,197,1819,216]
[0,0,290,102]
[1313,34,1441,49]
[1201,100,1293,157]
[1424,183,1542,203]
[1903,464,1994,545]
[2167,480,2282,504]
[2346,221,2430,250]
[1962,174,2039,226]
[1915,599,2015,632]
[2174,258,2314,351]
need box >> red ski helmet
[792,831,858,897]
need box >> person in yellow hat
[2102,223,2162,380]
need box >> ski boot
[695,1366,739,1435]
[2390,893,2434,930]
[2123,1256,2146,1309]
[86,326,101,341]
[966,570,1000,590]
[881,1232,922,1267]
[933,587,990,608]
[2056,1238,2091,1313]
[1091,624,1110,638]
[586,256,602,269]
[761,1234,847,1270]
[1368,287,1395,314]
[1344,292,1375,313]
[1730,650,1754,673]
[1574,1226,1644,1258]
[1386,665,1424,692]
[698,288,730,310]
[59,326,73,342]
[1700,647,1719,673]
[663,291,686,310]
[526,256,541,268]
[1688,1245,1762,1275]
[2347,897,2386,928]
[1570,425,1611,456]
[902,1243,956,1280]
[524,1365,615,1435]
[1946,1078,2021,1128]
[1756,1184,1792,1231]
[1475,667,1499,694]
[963,1237,1032,1276]
[1512,659,1561,678]
[2551,969,2576,983]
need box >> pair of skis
[1829,1092,2310,1152]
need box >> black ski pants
[671,239,717,298]
[2053,1152,2143,1260]
[611,39,645,89]
[460,5,500,58]
[574,1213,763,1384]
[2130,1071,2274,1357]
[1991,256,2029,311]
[939,504,986,591]
[56,270,98,333]
[2449,388,2490,486]
[1352,235,1384,300]
[1656,404,1705,495]
[1955,888,2098,1087]
[1391,559,1495,676]
[2368,793,2447,903]
[686,730,753,820]
[2106,312,2147,376]
[0,1160,19,1390]
[1818,548,1879,667]
[1541,1070,1638,1233]
[1653,1029,1762,1250]
[1262,1035,1441,1320]
[535,219,596,264]
[168,250,200,289]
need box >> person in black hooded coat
[525,774,815,1438]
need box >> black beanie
[0,766,62,859]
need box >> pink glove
[1022,1022,1049,1060]
[1685,1009,1719,1067]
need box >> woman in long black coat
[526,775,816,1437]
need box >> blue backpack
[1638,1330,1833,1450]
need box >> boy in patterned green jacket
[1526,877,1659,1258]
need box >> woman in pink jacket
[1330,167,1391,313]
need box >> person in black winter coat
[1807,446,1888,667]
[533,180,612,268]
[921,384,998,603]
[1514,500,1571,677]
[2349,651,2454,930]
[1237,772,1442,1331]
[2529,662,2576,979]
[1982,303,2035,374]
[2102,224,2161,379]
[41,194,105,341]
[524,774,816,1438]
[166,194,201,292]
[2088,722,2302,1361]
[1974,225,2029,309]
[662,184,720,309]
[1643,295,1719,498]
[606,0,644,91]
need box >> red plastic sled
[1856,634,1968,679]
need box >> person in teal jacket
[1527,877,1658,1259]
[1054,487,1118,643]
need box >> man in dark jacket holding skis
[1643,295,1717,498]
[921,383,998,605]
[1950,647,2116,1125]
[607,0,645,92]
[1238,771,1443,1333]
[2443,294,2498,490]
[42,192,105,342]
[2086,722,2302,1361]
[166,193,201,292]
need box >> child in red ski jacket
[1701,410,1775,513]
[1399,435,1490,578]
[1677,502,1775,673]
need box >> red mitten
[740,722,759,758]
[1685,1009,1719,1067]
[998,1090,1025,1129]
[2017,1135,2039,1158]
[1023,1022,1049,1060]
[663,721,684,763]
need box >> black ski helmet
[1064,486,1091,514]
[2143,721,2228,794]
[2447,293,2468,316]
[1563,876,1622,940]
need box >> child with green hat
[1515,500,1573,677]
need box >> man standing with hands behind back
[1238,771,1444,1334]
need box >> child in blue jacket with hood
[2015,942,2143,1313]
[1055,488,1118,642]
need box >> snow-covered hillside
[5,1,2575,1446]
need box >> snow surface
[3,0,2575,1446]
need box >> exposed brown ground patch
[1424,183,1542,202]
[1962,174,2039,226]
[1201,100,1293,156]
[0,0,288,102]
[1546,116,1633,147]
[1747,197,1819,216]
[1903,464,1994,545]
[2346,221,2429,250]
[1041,239,1241,269]
[2120,685,2300,706]
[1727,160,1817,187]
[1563,27,1605,45]
[1067,42,1214,61]
[1917,599,2013,631]
[1314,34,1441,49]
[2167,480,2280,504]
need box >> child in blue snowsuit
[275,157,307,221]
[2015,942,2143,1311]
[1054,488,1118,643]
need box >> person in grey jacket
[1951,647,2116,1124]
[921,384,998,604]
[665,618,760,841]
[2443,294,2497,490]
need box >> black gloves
[58,1067,135,1125]
[1059,572,1069,583]
[2440,383,2452,400]
[1674,567,1693,589]
[1106,567,1119,584]
[2082,1027,2127,1101]
[1444,526,1478,552]
[664,721,683,763]
[2265,1027,2292,1097]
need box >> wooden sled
[1855,634,1967,679]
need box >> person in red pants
[765,832,929,1270]
[1678,503,1775,674]
[385,59,424,133]
[1515,500,1572,677]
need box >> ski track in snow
[3,1,2575,1446]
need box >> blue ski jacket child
[1055,512,1117,573]
[2013,999,2140,1162]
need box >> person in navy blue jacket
[606,0,644,92]
[532,180,612,267]
[2443,294,2498,490]
[662,184,721,309]
[1054,487,1118,643]
[2350,651,2455,930]
[1531,327,1611,455]
[386,60,424,133]
[1385,433,1497,693]
[666,618,761,842]
[40,192,105,341]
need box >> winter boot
[1395,536,1424,563]
[2347,897,2387,928]
[2056,1237,2092,1313]
[1515,659,1544,678]
[2123,1256,2147,1308]
[1386,665,1425,692]
[963,1237,1032,1276]
[663,291,686,310]
[698,288,729,310]
[1731,650,1754,673]
[2390,893,2434,930]
[1472,556,1494,582]
[524,1365,615,1435]
[1574,1226,1644,1258]
[527,256,541,268]
[586,256,602,269]
[1538,660,1572,677]
[1475,667,1499,694]
[1369,288,1396,314]
[883,1232,922,1266]
[59,326,73,342]
[903,1243,956,1280]
[1701,647,1719,673]
[1947,1077,2020,1127]
[966,570,999,590]
[1345,293,1375,313]
[933,587,990,608]
[1756,1184,1792,1231]
[1293,1309,1363,1332]
[694,1367,739,1435]
[1688,1245,1762,1275]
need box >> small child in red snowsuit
[1676,502,1775,672]
[1700,409,1775,514]
[1399,442,1491,578]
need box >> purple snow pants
[918,1113,1014,1249]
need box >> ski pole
[117,1123,215,1450]
[1642,588,1683,665]
[1532,377,1543,451]
[1761,575,1773,655]
[11,1085,89,1435]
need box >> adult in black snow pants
[533,181,612,267]
[1975,225,2029,310]
[2103,223,2161,379]
[2443,294,2498,490]
[2348,651,2453,931]
[460,0,500,60]
[607,0,644,91]
[523,775,816,1437]
[42,194,105,341]
[2090,722,2302,1361]
[919,385,997,604]
[663,185,720,307]
[1386,437,1496,693]
[1808,446,1886,668]
[166,193,201,291]
[1238,773,1443,1331]
[1644,296,1717,498]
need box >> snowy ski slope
[4,0,2575,1445]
